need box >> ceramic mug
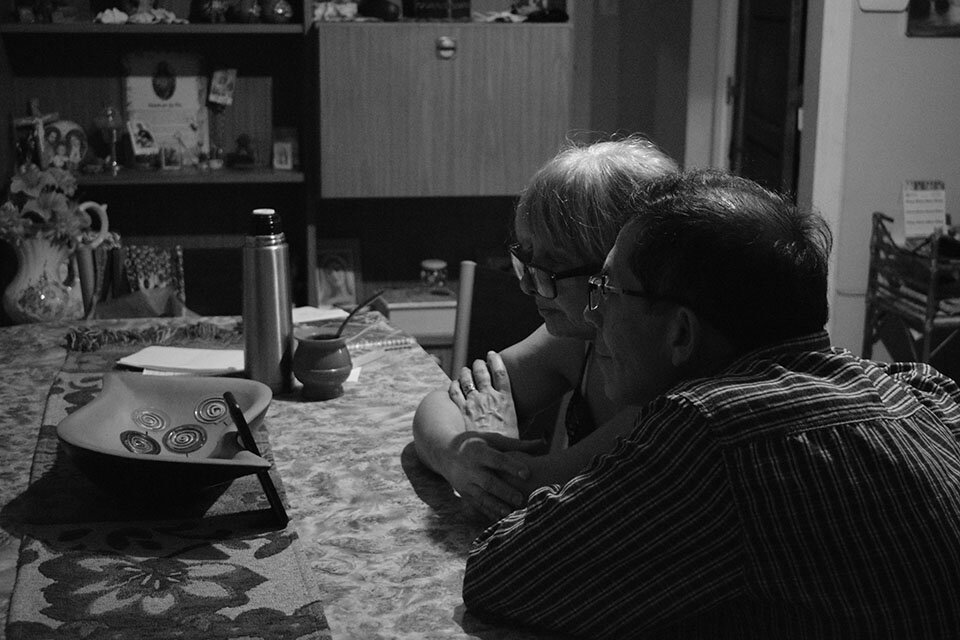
[74,201,109,316]
[420,258,447,289]
[77,201,110,249]
[292,332,353,401]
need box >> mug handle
[77,201,110,249]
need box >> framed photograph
[316,239,361,307]
[127,120,159,157]
[907,0,960,36]
[124,51,208,166]
[272,141,294,170]
[208,68,237,106]
[160,144,183,170]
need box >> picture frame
[127,119,159,157]
[124,51,208,166]
[315,238,362,307]
[208,68,237,106]
[160,143,183,170]
[907,0,960,36]
[272,141,294,170]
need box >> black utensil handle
[334,288,386,337]
[223,391,289,527]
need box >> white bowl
[57,372,273,496]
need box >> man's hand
[449,352,519,437]
[443,431,544,523]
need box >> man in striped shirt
[462,170,960,639]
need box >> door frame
[712,0,740,168]
[685,0,854,337]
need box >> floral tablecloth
[0,316,559,640]
[3,318,329,639]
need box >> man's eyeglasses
[507,243,599,300]
[587,274,673,311]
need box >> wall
[684,0,723,169]
[619,0,691,162]
[684,0,738,170]
[576,0,691,162]
[806,5,960,354]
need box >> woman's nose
[517,272,537,297]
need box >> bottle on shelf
[242,207,293,393]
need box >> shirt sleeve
[462,396,742,639]
[883,361,960,437]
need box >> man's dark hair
[622,169,833,350]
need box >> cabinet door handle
[435,36,457,60]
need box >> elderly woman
[412,136,678,521]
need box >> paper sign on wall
[124,51,209,167]
[903,179,946,238]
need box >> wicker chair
[861,211,960,362]
[78,237,191,319]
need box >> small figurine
[12,99,58,171]
[261,0,291,23]
[225,133,255,168]
[190,0,229,22]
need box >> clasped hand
[445,352,544,522]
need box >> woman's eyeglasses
[507,243,599,300]
[587,274,674,310]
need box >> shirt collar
[726,330,832,370]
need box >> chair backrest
[451,259,544,375]
[122,244,187,304]
[79,238,192,319]
[862,211,960,364]
[867,211,960,310]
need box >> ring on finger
[462,383,477,395]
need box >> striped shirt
[463,332,960,639]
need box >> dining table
[0,313,559,640]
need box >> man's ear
[668,306,701,367]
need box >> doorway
[729,0,807,197]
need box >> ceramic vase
[1,201,109,324]
[2,235,84,323]
[292,333,352,400]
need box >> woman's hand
[449,351,519,438]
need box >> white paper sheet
[292,305,349,324]
[903,179,947,238]
[117,346,244,374]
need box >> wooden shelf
[79,167,305,185]
[0,22,304,35]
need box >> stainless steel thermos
[243,208,293,393]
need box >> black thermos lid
[249,208,283,236]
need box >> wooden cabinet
[310,20,573,308]
[317,22,573,198]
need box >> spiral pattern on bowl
[131,407,170,431]
[120,430,161,455]
[163,424,208,454]
[194,397,228,423]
